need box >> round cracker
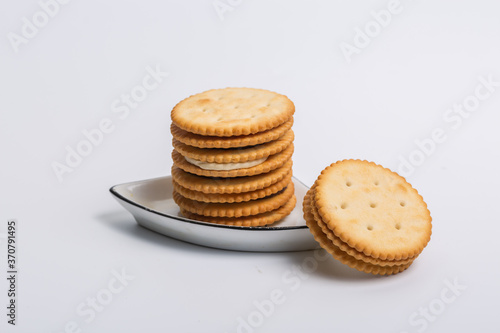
[170,118,294,149]
[314,160,432,261]
[173,183,294,217]
[171,88,295,137]
[309,184,414,267]
[172,130,294,163]
[180,195,297,227]
[171,159,293,194]
[172,143,294,178]
[172,171,292,203]
[303,187,412,275]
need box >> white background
[1,0,500,332]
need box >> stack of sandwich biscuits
[170,88,296,227]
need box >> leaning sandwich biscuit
[303,160,432,275]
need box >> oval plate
[109,176,318,252]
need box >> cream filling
[185,156,268,171]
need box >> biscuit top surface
[171,88,294,137]
[314,160,432,260]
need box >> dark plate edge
[109,176,310,231]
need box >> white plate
[109,176,318,252]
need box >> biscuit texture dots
[315,160,432,261]
[171,88,295,136]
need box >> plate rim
[109,175,310,232]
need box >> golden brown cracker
[314,160,432,261]
[303,187,412,275]
[172,170,292,203]
[170,118,294,149]
[171,88,295,136]
[172,143,294,178]
[173,183,294,217]
[308,185,414,267]
[180,195,297,227]
[172,130,294,163]
[171,159,293,194]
